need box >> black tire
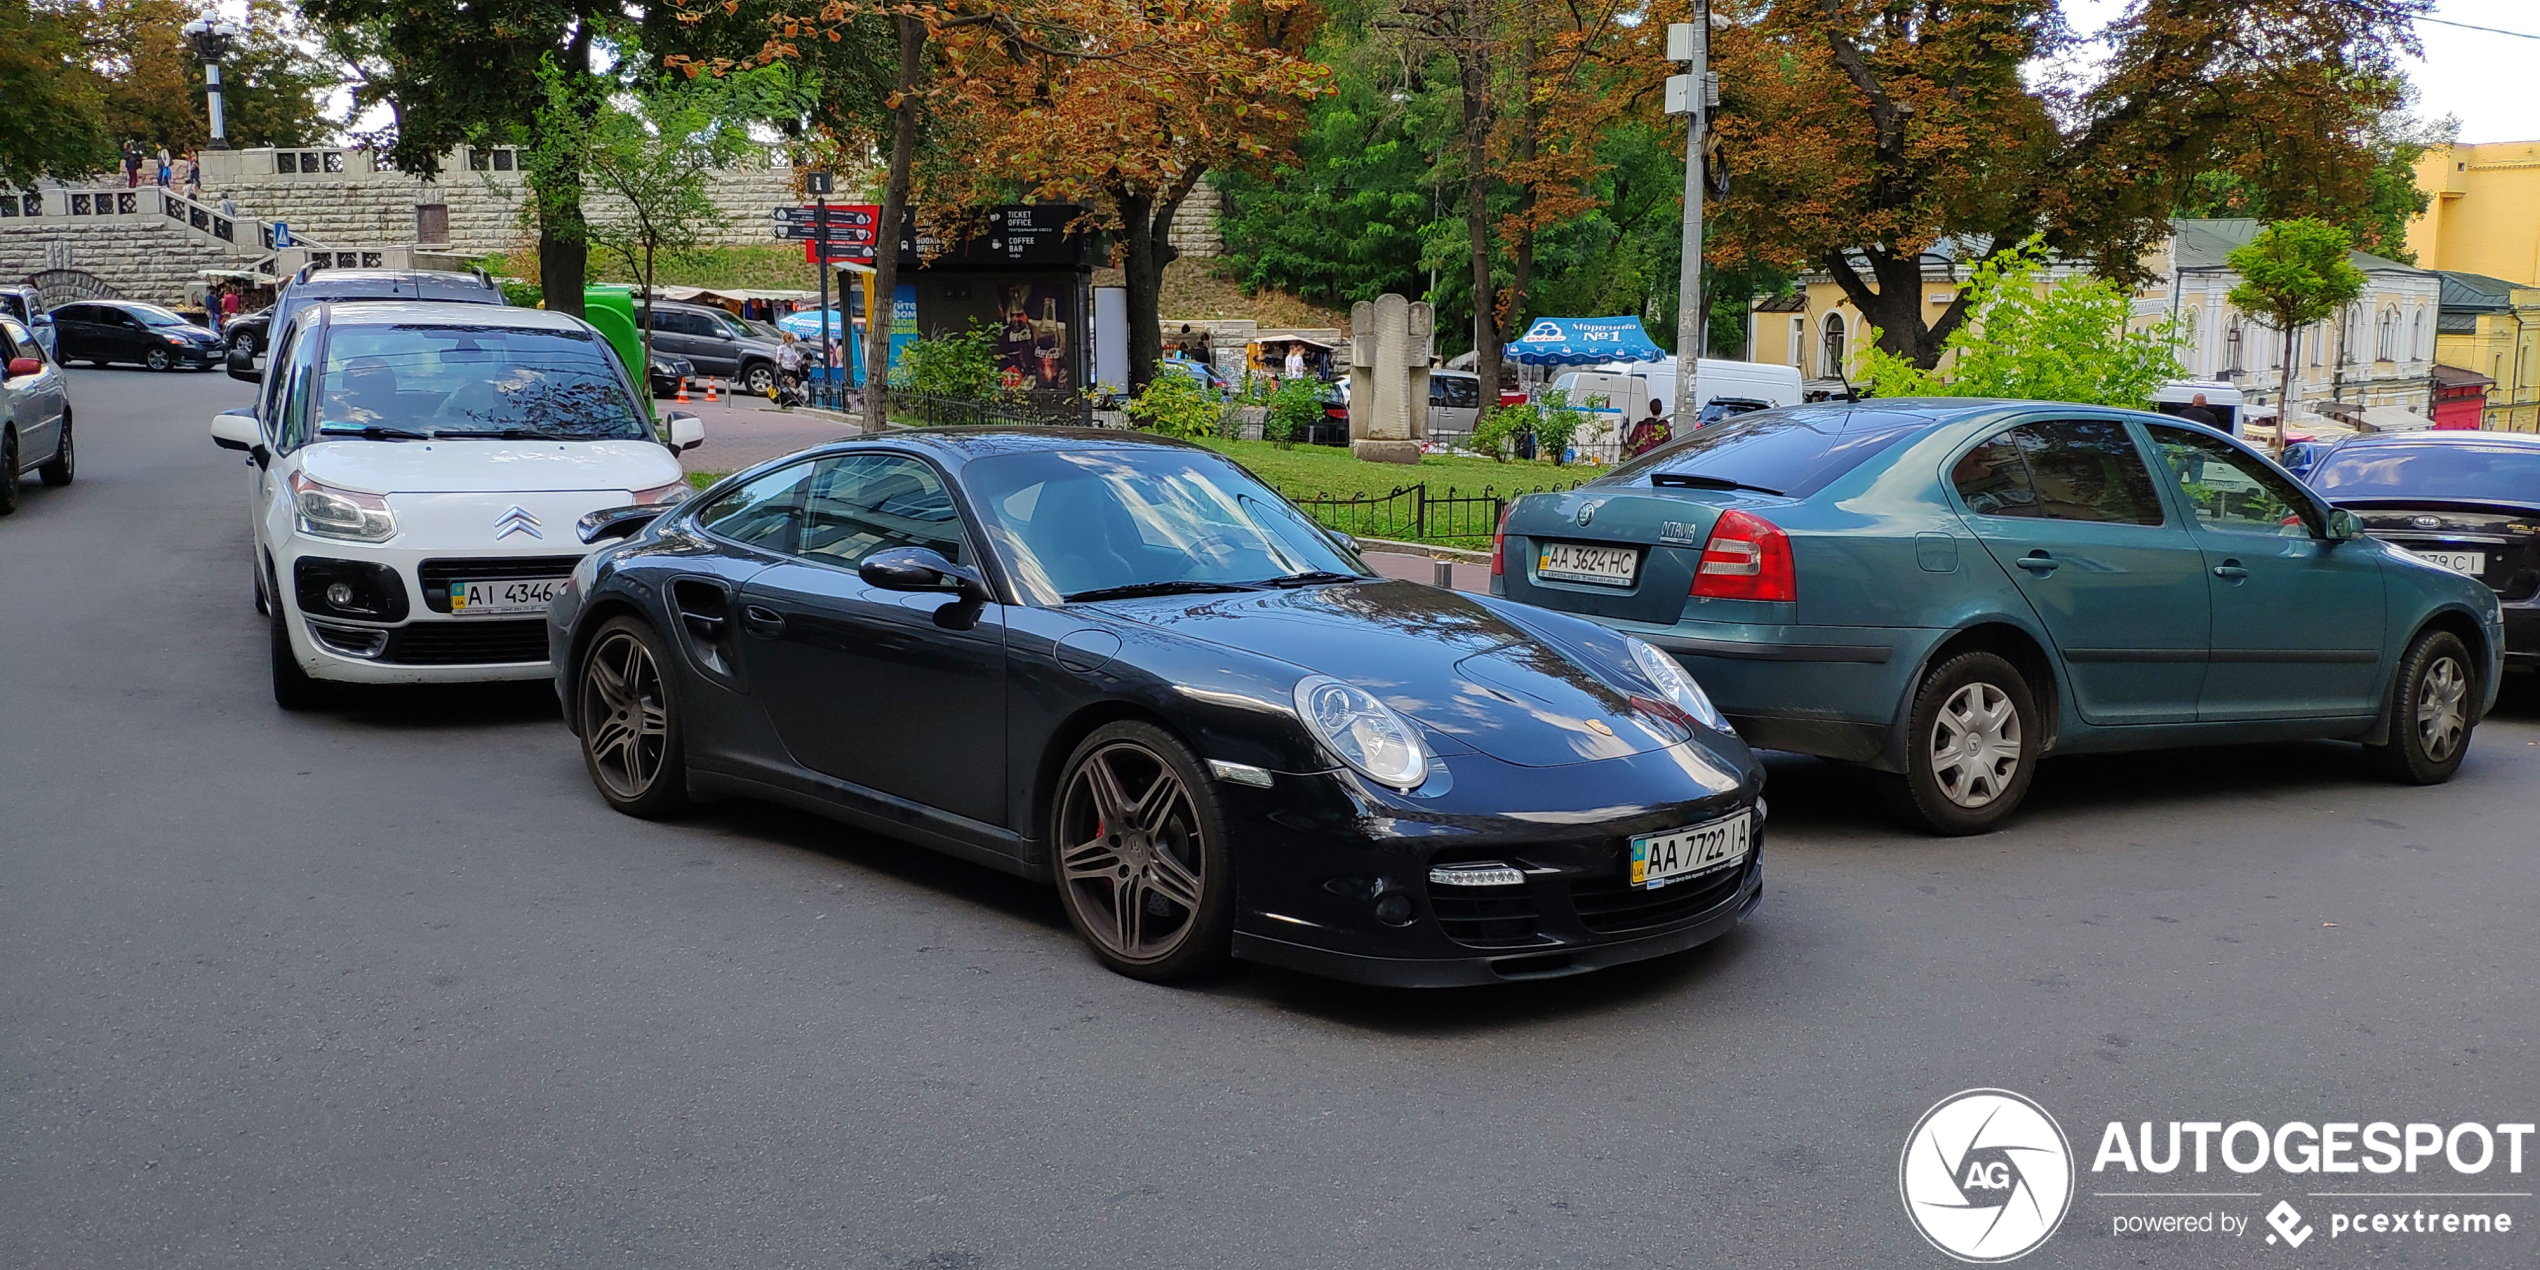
[2363,629,2476,784]
[0,428,20,516]
[576,617,690,818]
[742,363,775,396]
[1876,651,2041,835]
[144,346,173,372]
[231,329,260,356]
[268,597,332,711]
[36,413,73,486]
[1050,720,1235,982]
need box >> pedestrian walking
[181,155,200,200]
[222,288,243,329]
[1623,398,1672,457]
[156,148,171,188]
[121,141,142,188]
[218,192,237,218]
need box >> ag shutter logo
[1901,1089,2076,1263]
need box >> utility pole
[807,170,834,410]
[182,15,243,150]
[1666,4,1712,425]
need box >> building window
[2411,309,2426,361]
[1821,313,1847,379]
[276,152,296,175]
[2377,305,2399,360]
[2226,317,2243,372]
[1789,316,1805,370]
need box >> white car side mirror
[210,410,260,451]
[665,411,705,452]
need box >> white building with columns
[2151,218,2439,421]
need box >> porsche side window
[2146,424,2318,537]
[796,454,967,569]
[1951,431,2040,517]
[693,462,817,552]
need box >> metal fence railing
[1284,480,1579,548]
[889,390,1094,429]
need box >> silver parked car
[1,315,74,514]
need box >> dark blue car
[1495,401,2507,834]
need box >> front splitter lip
[1231,867,1760,988]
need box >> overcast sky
[2061,0,2540,143]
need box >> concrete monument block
[1346,293,1435,465]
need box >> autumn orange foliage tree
[1652,0,2431,369]
[925,0,1328,391]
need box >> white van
[1546,358,1804,445]
[2150,380,2244,435]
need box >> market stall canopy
[776,308,862,337]
[1505,316,1665,366]
[655,286,822,305]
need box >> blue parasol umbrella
[776,308,856,338]
[1505,316,1665,366]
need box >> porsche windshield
[316,323,647,441]
[963,447,1367,604]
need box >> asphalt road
[6,367,2536,1269]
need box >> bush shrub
[1469,388,1586,463]
[1263,377,1323,447]
[887,323,1002,399]
[1127,370,1224,438]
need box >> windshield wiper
[428,427,553,440]
[1250,570,1364,588]
[1649,472,1786,496]
[316,423,430,441]
[1062,580,1265,603]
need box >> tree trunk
[537,23,597,317]
[2278,321,2299,455]
[1120,186,1185,393]
[1823,244,1969,372]
[1505,27,1536,355]
[862,14,923,432]
[1458,30,1497,403]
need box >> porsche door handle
[741,605,787,638]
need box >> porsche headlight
[289,471,397,542]
[1293,675,1430,790]
[1627,637,1732,734]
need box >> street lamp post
[182,15,245,150]
[1665,3,1715,425]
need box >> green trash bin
[580,285,648,407]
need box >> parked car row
[197,302,2514,988]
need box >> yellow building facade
[2434,272,2540,432]
[2408,142,2540,287]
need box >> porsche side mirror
[577,503,669,544]
[2324,509,2364,542]
[665,410,705,452]
[860,546,988,599]
[210,409,266,467]
[225,344,259,382]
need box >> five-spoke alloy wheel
[579,618,689,817]
[1052,721,1233,981]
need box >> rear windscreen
[2309,444,2540,503]
[1601,408,1924,498]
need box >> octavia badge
[494,506,543,540]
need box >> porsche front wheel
[1051,722,1234,982]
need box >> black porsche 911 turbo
[548,429,1764,986]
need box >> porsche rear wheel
[1051,722,1233,982]
[578,618,689,818]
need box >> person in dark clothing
[1623,398,1672,457]
[121,141,142,188]
[2175,392,2220,428]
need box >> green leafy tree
[1471,387,1585,463]
[0,0,111,185]
[1125,370,1224,439]
[2226,218,2367,449]
[525,52,803,375]
[1858,245,2186,409]
[2179,103,2453,264]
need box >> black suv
[634,300,781,394]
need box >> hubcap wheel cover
[582,632,670,799]
[1929,681,2022,809]
[1057,742,1206,961]
[2416,655,2467,763]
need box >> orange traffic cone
[704,377,719,403]
[673,376,691,403]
